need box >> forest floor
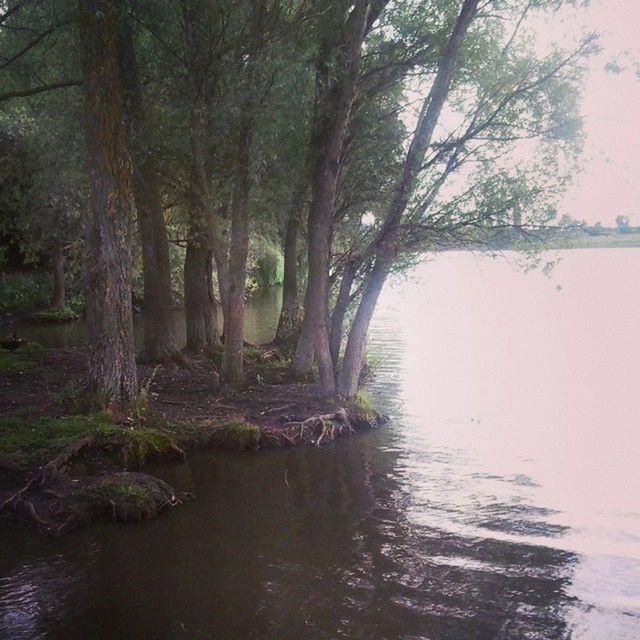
[0,344,385,536]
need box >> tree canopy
[0,0,592,403]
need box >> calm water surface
[1,248,639,639]
[10,284,282,349]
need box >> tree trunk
[117,11,180,363]
[221,120,252,384]
[181,0,230,337]
[51,244,65,309]
[221,0,264,384]
[78,0,137,406]
[329,257,357,369]
[337,254,388,397]
[184,241,217,352]
[210,213,230,330]
[338,0,479,397]
[293,0,372,398]
[184,179,219,352]
[275,208,302,344]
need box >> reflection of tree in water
[248,438,576,640]
[0,440,577,639]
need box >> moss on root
[122,428,185,467]
[0,413,189,471]
[80,481,152,502]
[206,421,261,450]
[10,472,190,535]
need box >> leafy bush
[248,238,284,288]
[0,272,50,312]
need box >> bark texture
[275,212,301,343]
[221,0,264,384]
[51,244,65,309]
[293,0,373,398]
[117,13,180,363]
[338,0,479,396]
[78,0,137,405]
[182,0,228,344]
[329,257,357,369]
[221,120,252,383]
[184,234,217,352]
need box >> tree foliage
[0,0,592,399]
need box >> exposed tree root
[137,344,190,368]
[0,439,190,536]
[260,408,385,449]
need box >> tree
[274,184,306,344]
[293,0,384,397]
[0,0,590,405]
[117,8,182,364]
[221,0,267,384]
[180,0,224,353]
[338,0,480,396]
[616,215,630,233]
[336,0,589,395]
[78,0,137,405]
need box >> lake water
[1,248,638,639]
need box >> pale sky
[404,1,640,227]
[548,0,640,225]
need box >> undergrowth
[0,351,31,373]
[0,414,120,468]
[32,306,78,322]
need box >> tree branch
[0,19,71,72]
[0,79,81,103]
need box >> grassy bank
[0,345,386,535]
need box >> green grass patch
[243,345,264,363]
[32,306,79,323]
[81,483,152,501]
[348,390,375,414]
[207,421,261,450]
[0,414,120,468]
[0,412,190,470]
[122,428,183,466]
[0,350,32,372]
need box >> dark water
[1,250,639,639]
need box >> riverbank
[0,345,386,535]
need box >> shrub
[0,272,50,312]
[248,239,284,288]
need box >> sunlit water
[1,248,639,639]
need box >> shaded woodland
[0,0,591,404]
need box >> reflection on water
[0,443,577,640]
[1,249,639,639]
[11,285,284,349]
[367,249,640,639]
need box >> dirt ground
[0,346,338,428]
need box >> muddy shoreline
[0,346,386,535]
